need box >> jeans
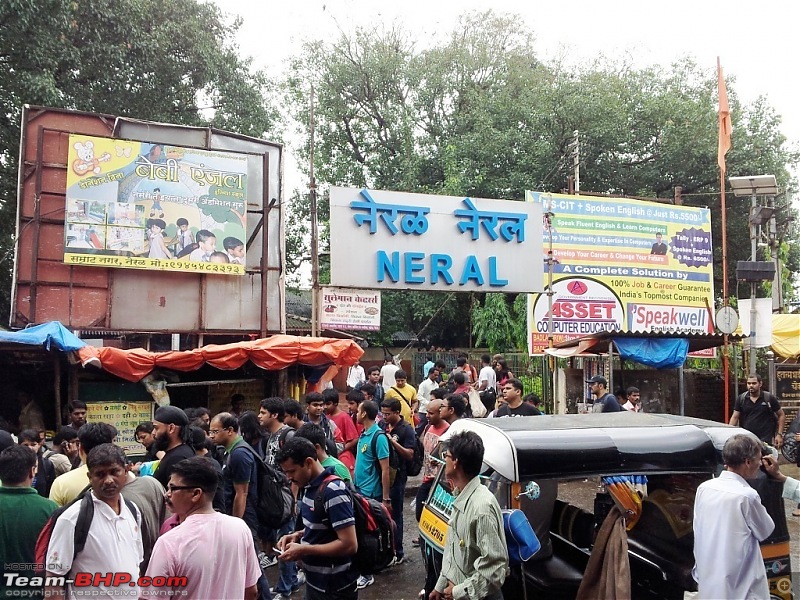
[415,479,433,523]
[389,470,408,557]
[273,520,299,595]
[252,534,271,600]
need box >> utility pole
[309,83,320,337]
[572,130,580,193]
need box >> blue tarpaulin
[613,337,689,369]
[0,321,86,352]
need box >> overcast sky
[212,0,800,194]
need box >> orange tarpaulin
[76,335,364,382]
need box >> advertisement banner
[330,187,543,293]
[320,287,381,331]
[86,401,153,455]
[65,135,248,275]
[526,191,715,354]
[776,364,800,406]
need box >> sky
[211,0,800,197]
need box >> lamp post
[729,175,778,375]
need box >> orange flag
[717,57,732,173]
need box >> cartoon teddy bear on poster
[72,140,111,176]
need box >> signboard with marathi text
[65,134,248,275]
[526,191,714,354]
[320,287,382,331]
[86,401,153,455]
[330,187,543,293]
[776,364,800,406]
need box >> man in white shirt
[416,367,441,433]
[46,444,143,599]
[380,355,400,392]
[346,359,366,390]
[692,434,775,599]
[622,387,642,412]
[477,354,497,394]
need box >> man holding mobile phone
[276,438,358,600]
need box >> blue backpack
[502,509,541,564]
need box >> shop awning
[76,334,364,382]
[0,321,86,352]
[544,331,737,367]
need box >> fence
[409,351,552,413]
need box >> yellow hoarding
[526,191,715,354]
[65,135,248,275]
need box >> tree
[284,11,798,347]
[0,0,279,322]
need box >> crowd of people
[0,352,522,600]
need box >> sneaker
[271,595,291,600]
[388,555,406,567]
[356,575,374,589]
[258,551,277,570]
[292,571,306,591]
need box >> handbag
[467,388,487,418]
[502,508,541,564]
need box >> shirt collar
[452,476,484,510]
[0,485,38,495]
[225,436,244,452]
[305,466,336,493]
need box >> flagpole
[718,57,731,419]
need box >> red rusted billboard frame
[12,106,284,336]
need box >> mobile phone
[273,546,284,555]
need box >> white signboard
[320,287,381,331]
[330,187,544,293]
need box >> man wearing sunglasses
[145,457,260,600]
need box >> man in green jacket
[0,444,58,598]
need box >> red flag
[717,57,732,173]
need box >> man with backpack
[0,445,58,599]
[258,397,295,467]
[384,370,417,426]
[353,400,391,589]
[276,437,358,600]
[210,412,272,600]
[44,444,144,599]
[380,398,416,567]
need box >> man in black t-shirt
[586,375,622,412]
[496,378,540,417]
[381,397,416,565]
[729,373,785,447]
[151,406,195,488]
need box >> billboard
[330,187,543,293]
[526,191,714,354]
[65,134,248,275]
[320,287,381,331]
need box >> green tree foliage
[0,0,278,321]
[284,11,799,347]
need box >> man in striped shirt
[431,430,508,600]
[276,437,358,599]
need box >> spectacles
[166,484,199,494]
[209,428,225,435]
[442,451,454,460]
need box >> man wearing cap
[152,406,195,489]
[586,375,622,412]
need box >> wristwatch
[383,498,391,503]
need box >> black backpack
[372,429,401,485]
[314,474,396,575]
[407,428,425,477]
[234,443,295,530]
[35,489,139,576]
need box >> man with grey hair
[692,434,775,599]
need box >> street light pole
[749,188,757,375]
